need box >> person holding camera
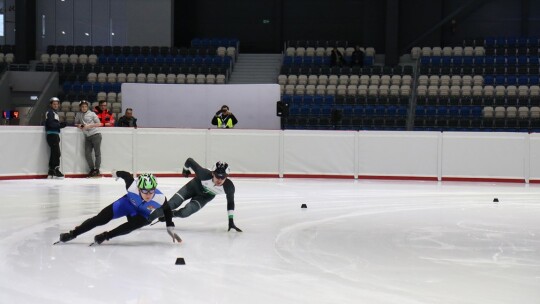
[74,100,102,178]
[211,105,238,128]
[45,97,67,179]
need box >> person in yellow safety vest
[211,105,238,128]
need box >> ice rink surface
[0,177,539,304]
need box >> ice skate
[54,231,75,244]
[93,231,109,245]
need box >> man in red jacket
[95,100,115,127]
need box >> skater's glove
[182,168,191,178]
[228,218,243,232]
[59,122,67,128]
[166,225,182,243]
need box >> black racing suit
[153,158,236,226]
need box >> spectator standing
[95,100,115,127]
[330,47,346,67]
[211,105,238,129]
[351,45,365,67]
[75,100,102,178]
[116,108,138,128]
[44,97,66,179]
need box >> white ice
[0,177,539,304]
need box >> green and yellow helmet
[137,173,157,190]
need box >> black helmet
[212,161,230,178]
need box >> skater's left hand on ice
[166,225,182,243]
[228,218,243,232]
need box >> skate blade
[89,242,96,247]
[53,241,61,245]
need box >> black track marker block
[493,198,499,203]
[301,204,307,208]
[175,257,186,265]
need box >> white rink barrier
[1,126,539,183]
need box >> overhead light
[61,31,66,34]
[84,33,89,36]
[111,33,115,36]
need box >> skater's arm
[224,180,236,213]
[116,170,135,189]
[224,181,241,232]
[162,198,174,227]
[161,199,182,243]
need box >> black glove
[59,122,67,128]
[228,218,242,232]
[216,110,222,116]
[182,168,190,178]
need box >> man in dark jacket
[116,108,137,128]
[44,97,67,179]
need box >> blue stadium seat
[441,56,452,66]
[430,106,441,116]
[460,106,471,117]
[303,95,314,105]
[463,56,474,66]
[420,57,430,65]
[485,37,496,47]
[517,56,528,65]
[314,95,324,104]
[495,75,506,85]
[484,75,495,85]
[452,56,463,65]
[386,105,397,116]
[321,105,332,115]
[82,82,93,93]
[415,105,425,116]
[292,95,303,104]
[484,56,495,65]
[324,95,335,105]
[112,83,121,93]
[431,57,442,66]
[506,75,517,85]
[518,75,529,85]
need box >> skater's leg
[71,204,114,236]
[58,203,114,242]
[173,195,213,218]
[95,215,148,243]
